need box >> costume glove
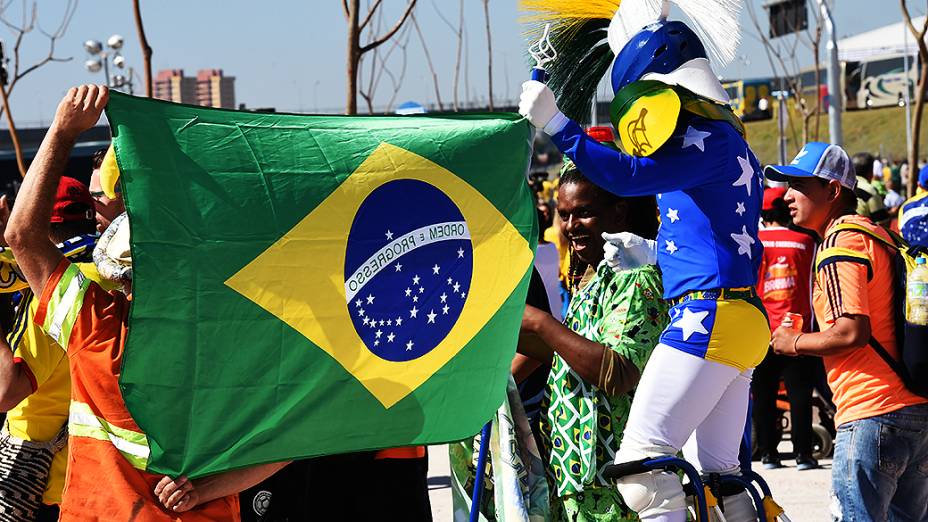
[602,232,657,272]
[519,81,569,135]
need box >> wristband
[792,333,803,355]
[543,111,569,136]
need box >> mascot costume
[519,1,769,520]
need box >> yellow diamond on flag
[225,142,533,408]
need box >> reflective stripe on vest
[69,401,150,470]
[43,264,91,350]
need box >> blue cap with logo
[764,142,856,190]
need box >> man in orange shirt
[768,142,928,521]
[5,84,288,521]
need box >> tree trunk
[482,0,493,111]
[132,0,154,98]
[0,86,25,178]
[452,0,464,111]
[911,61,928,196]
[346,0,360,115]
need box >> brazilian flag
[105,92,537,476]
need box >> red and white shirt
[757,226,815,332]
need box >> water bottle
[907,257,928,325]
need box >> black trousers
[752,350,823,457]
[240,452,432,522]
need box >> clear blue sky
[2,0,922,127]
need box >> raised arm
[549,119,728,197]
[519,80,729,197]
[5,85,109,297]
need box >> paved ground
[427,443,834,521]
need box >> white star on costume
[427,310,437,324]
[736,202,746,216]
[665,240,678,254]
[385,230,394,240]
[409,306,419,318]
[406,340,414,351]
[672,307,710,341]
[412,275,420,285]
[387,333,395,342]
[366,294,375,304]
[731,225,755,259]
[791,148,809,165]
[394,263,402,272]
[733,153,755,196]
[667,208,680,223]
[457,248,465,258]
[432,264,441,274]
[681,126,711,152]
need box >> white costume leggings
[616,343,754,521]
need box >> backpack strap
[868,334,912,386]
[827,222,901,251]
[823,222,913,384]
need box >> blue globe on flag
[344,179,474,362]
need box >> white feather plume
[607,0,742,67]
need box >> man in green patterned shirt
[520,166,668,521]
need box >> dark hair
[560,167,659,240]
[852,152,874,180]
[91,148,108,170]
[761,197,791,226]
[50,219,96,244]
[813,177,858,213]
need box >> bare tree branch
[0,0,78,177]
[359,0,383,31]
[343,0,350,20]
[411,13,443,111]
[360,0,416,54]
[901,0,928,196]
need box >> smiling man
[518,163,667,520]
[766,142,928,521]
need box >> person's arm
[521,304,627,389]
[154,461,290,513]
[0,328,34,411]
[518,81,731,197]
[771,314,869,357]
[511,352,543,384]
[5,85,108,297]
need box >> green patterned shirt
[544,262,667,498]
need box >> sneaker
[761,454,783,469]
[796,455,820,471]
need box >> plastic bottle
[907,257,928,326]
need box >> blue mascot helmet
[611,20,705,93]
[610,20,729,104]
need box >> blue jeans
[832,403,928,521]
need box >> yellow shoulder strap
[829,222,899,251]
